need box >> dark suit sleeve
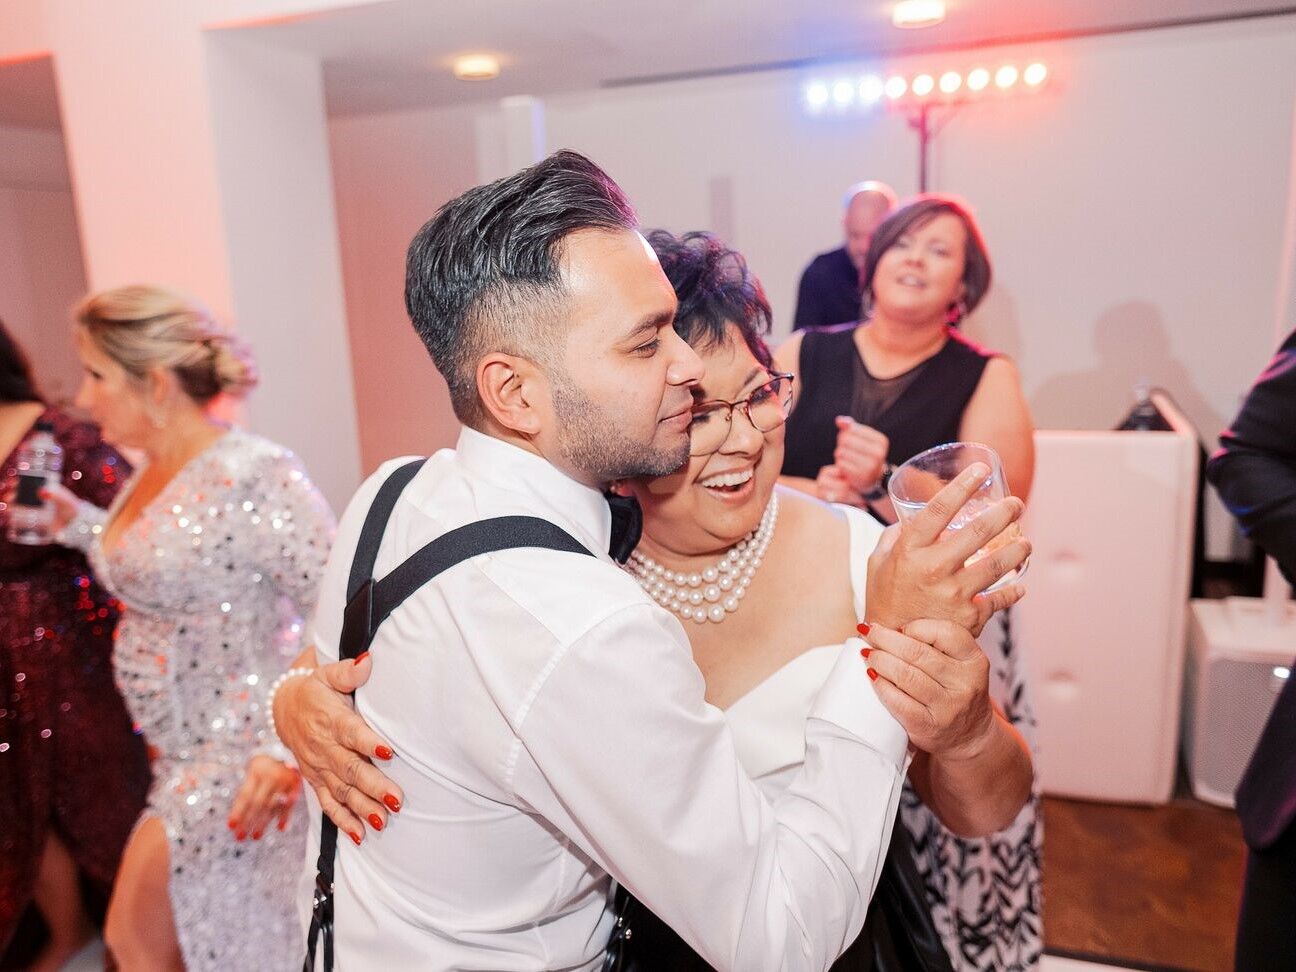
[792,263,821,332]
[1206,329,1296,584]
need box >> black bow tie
[605,493,643,564]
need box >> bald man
[792,182,898,331]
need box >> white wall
[541,19,1296,441]
[328,104,482,471]
[328,15,1296,555]
[0,123,86,404]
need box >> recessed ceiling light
[453,54,500,81]
[893,1,946,29]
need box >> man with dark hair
[275,152,995,970]
[793,182,898,331]
[1206,329,1296,968]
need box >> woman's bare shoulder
[775,485,850,541]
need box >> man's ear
[478,353,546,436]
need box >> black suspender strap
[345,458,423,605]
[304,460,595,971]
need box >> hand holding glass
[887,442,1028,592]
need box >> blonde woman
[46,286,335,970]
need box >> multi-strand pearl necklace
[626,494,778,624]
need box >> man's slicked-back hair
[405,150,638,426]
[646,230,773,369]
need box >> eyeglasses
[688,372,794,457]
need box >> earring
[947,299,969,325]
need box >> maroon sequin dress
[0,407,149,950]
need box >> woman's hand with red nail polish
[229,754,301,844]
[271,649,404,841]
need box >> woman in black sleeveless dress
[775,197,1042,972]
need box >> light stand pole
[905,100,960,193]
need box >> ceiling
[240,0,1296,116]
[3,0,1294,128]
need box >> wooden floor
[1042,790,1246,972]
[2,789,1252,972]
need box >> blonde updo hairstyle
[75,285,259,404]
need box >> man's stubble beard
[550,369,689,485]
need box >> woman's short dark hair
[646,230,773,368]
[860,194,993,324]
[405,150,638,426]
[0,318,43,405]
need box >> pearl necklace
[626,494,779,624]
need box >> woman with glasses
[275,231,1033,971]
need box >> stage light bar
[802,61,1048,114]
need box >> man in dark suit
[792,182,897,330]
[1205,327,1296,969]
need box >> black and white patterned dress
[784,323,1044,970]
[900,606,1043,971]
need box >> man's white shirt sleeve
[507,601,908,972]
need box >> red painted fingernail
[375,745,394,760]
[227,817,238,830]
[354,651,370,666]
[867,668,879,681]
[236,831,246,841]
[349,830,363,846]
[252,830,263,840]
[859,648,871,659]
[278,818,288,831]
[367,813,384,832]
[856,622,871,636]
[383,794,401,813]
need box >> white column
[41,0,361,509]
[205,34,362,508]
[501,95,546,172]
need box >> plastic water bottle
[6,420,63,545]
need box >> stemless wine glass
[887,441,1027,592]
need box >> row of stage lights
[805,62,1048,112]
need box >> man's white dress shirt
[300,428,908,971]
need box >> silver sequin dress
[61,428,335,971]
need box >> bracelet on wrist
[266,666,314,749]
[863,463,895,502]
